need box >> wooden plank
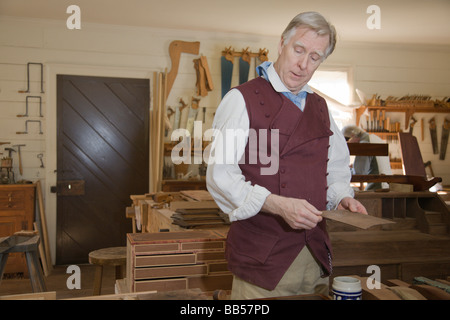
[387,286,427,300]
[411,284,450,300]
[347,142,388,156]
[350,275,401,300]
[322,210,395,229]
[36,181,53,273]
[413,276,450,293]
[180,190,214,201]
[398,132,427,177]
[0,291,56,300]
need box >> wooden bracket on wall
[221,47,269,63]
[166,40,200,99]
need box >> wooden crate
[126,229,231,293]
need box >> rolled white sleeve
[206,89,271,221]
[326,115,355,210]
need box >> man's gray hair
[342,125,369,142]
[281,11,337,59]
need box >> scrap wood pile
[352,275,450,300]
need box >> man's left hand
[337,197,368,215]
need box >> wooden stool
[0,235,46,292]
[88,246,126,295]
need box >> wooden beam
[347,143,388,156]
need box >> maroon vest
[225,77,334,290]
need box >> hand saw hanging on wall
[440,118,449,160]
[239,47,251,85]
[173,98,188,131]
[429,117,439,154]
[221,47,234,98]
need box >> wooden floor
[0,264,117,299]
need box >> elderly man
[206,12,367,299]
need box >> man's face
[274,27,330,94]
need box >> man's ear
[278,37,284,55]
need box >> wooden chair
[88,246,126,295]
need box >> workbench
[125,190,450,297]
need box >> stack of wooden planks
[172,208,230,229]
[347,275,450,300]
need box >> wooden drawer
[0,190,26,210]
[135,243,179,254]
[181,241,224,251]
[135,264,208,280]
[135,253,196,267]
[135,278,188,292]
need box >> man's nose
[298,55,308,70]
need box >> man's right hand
[261,194,322,230]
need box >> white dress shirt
[206,63,354,222]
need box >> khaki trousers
[230,246,329,299]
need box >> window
[309,68,354,129]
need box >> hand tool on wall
[429,117,439,154]
[440,118,449,160]
[239,47,251,85]
[193,55,214,97]
[37,153,44,168]
[18,62,44,94]
[166,40,200,100]
[221,47,234,98]
[165,107,175,137]
[193,58,207,97]
[202,106,206,124]
[16,120,44,134]
[174,98,188,131]
[12,144,25,175]
[409,116,417,134]
[421,118,424,141]
[17,96,43,117]
[4,147,15,159]
[186,97,200,136]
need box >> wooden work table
[126,190,450,296]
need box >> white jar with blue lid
[332,276,362,300]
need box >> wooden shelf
[356,105,450,130]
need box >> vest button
[255,89,260,94]
[281,183,286,188]
[260,101,265,105]
[280,168,285,174]
[265,113,270,118]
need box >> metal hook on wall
[16,120,44,135]
[17,96,43,117]
[18,62,45,94]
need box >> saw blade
[429,118,439,154]
[440,118,449,160]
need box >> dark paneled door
[56,75,149,264]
